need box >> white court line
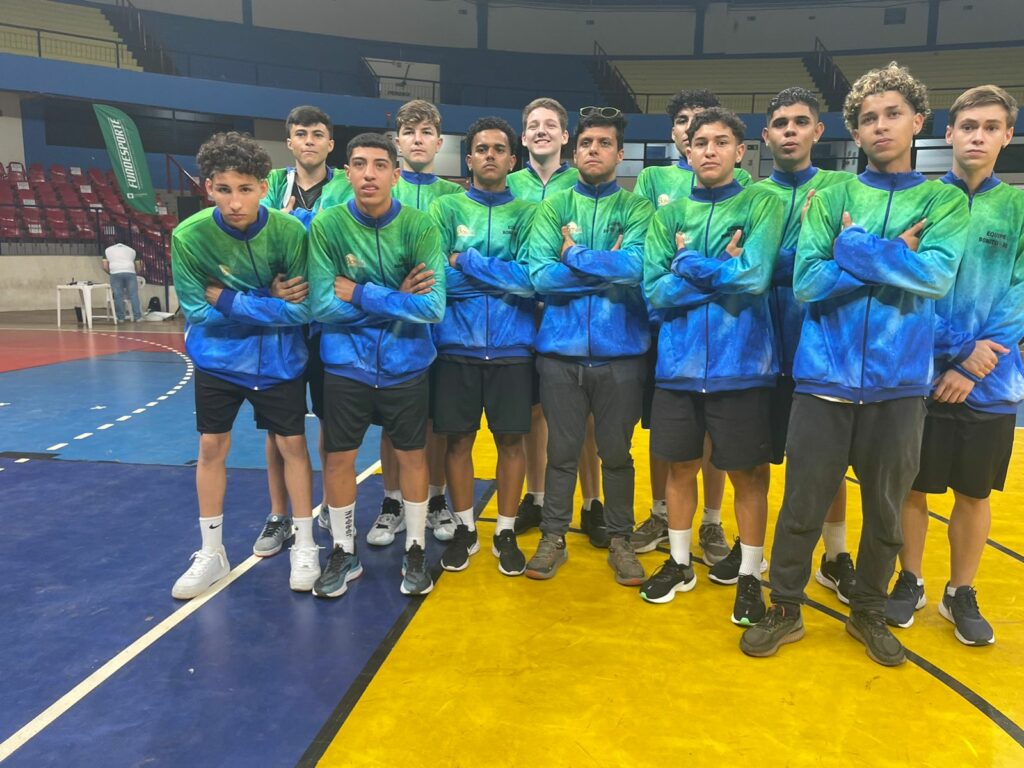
[0,459,382,762]
[146,402,158,407]
[132,408,146,414]
[14,458,29,464]
[116,416,131,422]
[73,433,92,440]
[97,424,114,431]
[46,443,68,451]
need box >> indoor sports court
[1,0,1024,766]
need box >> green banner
[92,104,157,215]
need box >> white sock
[384,488,403,502]
[652,499,667,519]
[456,507,475,531]
[668,528,691,566]
[822,521,847,562]
[428,484,446,499]
[583,497,597,511]
[739,543,764,577]
[294,516,314,548]
[496,514,516,533]
[702,507,721,525]
[200,515,223,552]
[404,498,428,549]
[330,504,356,552]
[530,491,545,506]
[946,584,959,596]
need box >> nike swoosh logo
[208,523,222,529]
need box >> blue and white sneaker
[313,545,363,598]
[400,542,433,595]
[252,514,293,557]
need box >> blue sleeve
[561,198,650,286]
[216,288,311,326]
[308,218,374,326]
[975,231,1024,350]
[528,198,605,296]
[170,233,232,327]
[934,314,976,367]
[833,226,961,301]
[643,211,719,309]
[773,246,796,284]
[793,193,869,303]
[457,247,534,298]
[445,263,498,299]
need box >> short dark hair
[575,112,627,149]
[346,132,398,166]
[665,89,720,120]
[766,87,820,120]
[285,105,332,138]
[196,131,271,181]
[687,107,746,144]
[464,116,519,155]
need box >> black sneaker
[709,537,767,586]
[582,500,610,548]
[640,556,696,604]
[440,524,479,572]
[884,570,926,628]
[400,543,433,595]
[731,574,766,626]
[815,552,856,605]
[514,493,543,535]
[846,610,906,666]
[939,584,995,646]
[491,529,526,576]
[740,604,804,657]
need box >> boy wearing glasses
[525,107,654,585]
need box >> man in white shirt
[103,242,142,322]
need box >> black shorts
[196,369,306,437]
[641,336,658,430]
[323,372,428,452]
[769,375,796,465]
[650,386,773,470]
[255,329,323,431]
[912,402,1016,499]
[432,358,533,435]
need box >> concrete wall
[0,254,177,313]
[0,92,25,165]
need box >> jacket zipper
[484,205,493,360]
[775,184,799,372]
[701,196,717,392]
[587,192,601,364]
[859,179,897,403]
[245,240,264,388]
[374,224,385,389]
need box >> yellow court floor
[321,427,1024,768]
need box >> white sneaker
[289,543,322,592]
[427,494,457,542]
[172,547,230,599]
[366,497,405,546]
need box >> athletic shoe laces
[323,547,351,577]
[891,571,920,601]
[184,549,220,577]
[405,544,425,572]
[858,611,892,639]
[292,544,320,569]
[952,587,982,619]
[260,518,289,538]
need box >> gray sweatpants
[537,355,645,538]
[769,394,927,613]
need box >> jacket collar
[770,166,819,188]
[466,185,515,206]
[574,179,619,199]
[858,168,926,191]
[526,160,571,181]
[400,169,438,185]
[676,157,694,172]
[213,205,269,241]
[689,179,743,203]
[346,198,401,228]
[939,170,1001,196]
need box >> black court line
[296,480,498,768]
[0,451,58,460]
[844,474,1024,564]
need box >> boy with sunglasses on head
[525,106,654,585]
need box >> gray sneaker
[525,533,567,580]
[315,503,331,532]
[740,604,805,657]
[252,514,294,557]
[608,535,645,586]
[699,522,730,565]
[367,498,405,546]
[630,513,668,553]
[846,610,906,666]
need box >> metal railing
[592,41,640,113]
[635,91,783,115]
[0,21,135,69]
[812,37,850,108]
[165,154,206,198]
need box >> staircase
[803,38,850,112]
[100,0,176,75]
[588,41,640,114]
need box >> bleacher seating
[0,0,141,71]
[614,57,822,114]
[834,47,1024,109]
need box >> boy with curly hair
[171,131,316,599]
[741,63,970,666]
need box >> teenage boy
[368,99,462,549]
[507,98,603,544]
[631,89,750,562]
[254,105,353,558]
[640,108,783,625]
[170,131,315,599]
[886,85,1022,646]
[525,107,653,585]
[755,88,856,605]
[741,63,970,666]
[309,133,446,597]
[430,116,537,576]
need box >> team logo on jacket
[345,253,362,269]
[657,194,671,207]
[566,221,582,238]
[456,224,474,238]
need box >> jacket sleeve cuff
[214,288,237,316]
[953,364,983,383]
[951,342,974,366]
[351,283,365,308]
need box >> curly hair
[465,116,519,155]
[843,61,930,133]
[196,131,271,181]
[766,87,820,120]
[665,89,720,120]
[686,107,746,144]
